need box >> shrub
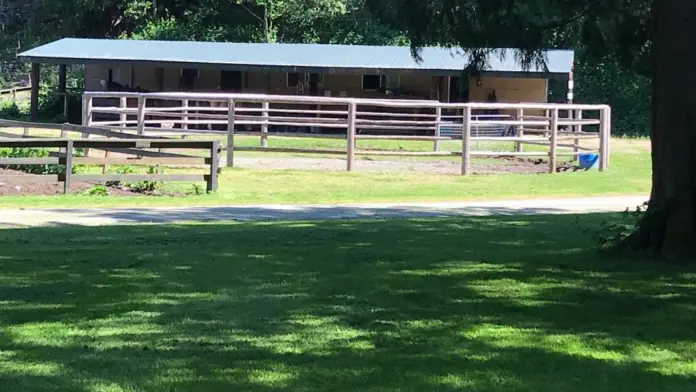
[127,166,162,194]
[576,202,647,249]
[84,185,109,196]
[0,100,26,120]
[0,147,63,175]
[106,165,137,187]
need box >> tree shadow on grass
[1,214,696,391]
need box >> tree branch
[237,1,266,24]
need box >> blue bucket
[579,153,599,170]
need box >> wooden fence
[83,91,612,175]
[0,134,220,193]
[0,86,31,103]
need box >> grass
[1,214,696,391]
[0,129,651,208]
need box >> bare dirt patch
[232,156,576,175]
[0,168,183,196]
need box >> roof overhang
[18,38,574,80]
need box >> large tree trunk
[623,0,696,260]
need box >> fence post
[433,106,442,151]
[515,108,524,152]
[182,99,189,136]
[461,106,472,175]
[136,96,146,136]
[226,99,235,168]
[599,106,611,171]
[59,123,69,157]
[82,95,93,157]
[22,126,29,137]
[208,140,220,192]
[549,108,559,173]
[573,109,582,161]
[261,101,269,147]
[347,101,356,172]
[119,97,127,130]
[63,139,73,194]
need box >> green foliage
[127,166,162,194]
[108,165,162,194]
[0,100,27,120]
[0,147,62,175]
[106,165,137,187]
[84,185,109,196]
[575,57,651,136]
[577,203,648,249]
[191,183,205,195]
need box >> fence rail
[0,136,220,193]
[83,91,612,175]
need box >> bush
[0,147,63,175]
[127,166,162,194]
[84,185,109,196]
[577,202,647,249]
[107,165,163,194]
[0,100,27,120]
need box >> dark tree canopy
[367,0,650,74]
[366,0,696,261]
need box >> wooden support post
[605,107,612,166]
[515,108,524,152]
[599,106,611,171]
[544,109,550,137]
[434,106,442,151]
[11,89,16,103]
[461,106,472,175]
[347,101,356,172]
[182,99,189,138]
[119,97,127,129]
[226,99,235,168]
[549,108,559,173]
[261,101,269,147]
[22,127,29,137]
[82,95,93,157]
[63,140,73,194]
[208,140,220,192]
[136,97,146,135]
[58,64,67,121]
[30,63,40,121]
[573,109,582,161]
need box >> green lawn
[1,214,695,391]
[0,132,651,208]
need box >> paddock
[82,91,611,175]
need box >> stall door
[221,70,243,92]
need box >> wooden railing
[83,91,611,175]
[0,86,31,102]
[0,136,221,193]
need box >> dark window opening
[287,72,301,87]
[181,68,199,79]
[362,75,381,90]
[221,70,243,91]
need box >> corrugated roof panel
[18,38,574,74]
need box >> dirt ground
[0,168,160,196]
[0,156,576,196]
[231,156,576,175]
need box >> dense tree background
[0,0,649,135]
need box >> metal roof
[18,38,574,77]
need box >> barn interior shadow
[1,214,695,391]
